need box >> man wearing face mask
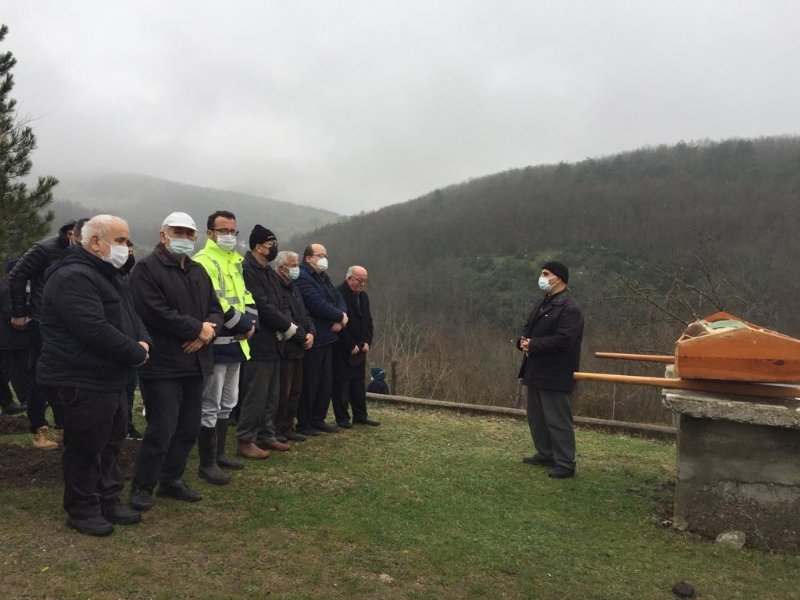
[237,226,297,455]
[37,215,152,536]
[273,250,315,442]
[193,211,257,464]
[295,243,348,435]
[517,261,584,479]
[128,212,225,509]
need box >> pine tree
[0,24,57,268]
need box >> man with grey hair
[38,214,152,536]
[129,212,225,507]
[273,249,315,441]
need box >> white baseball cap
[162,211,197,231]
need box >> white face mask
[288,266,300,280]
[315,257,329,272]
[102,241,130,269]
[216,234,237,251]
[167,236,195,257]
[538,275,553,292]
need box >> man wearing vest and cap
[517,260,584,479]
[192,211,257,470]
[128,211,224,511]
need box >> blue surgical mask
[288,266,300,280]
[168,236,195,257]
[538,276,553,292]
[216,235,237,251]
[102,241,130,270]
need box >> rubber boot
[216,419,244,470]
[197,426,230,485]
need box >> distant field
[0,405,797,600]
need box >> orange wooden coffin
[674,311,800,383]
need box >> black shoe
[548,467,576,479]
[285,430,307,442]
[126,425,144,440]
[129,486,153,511]
[67,515,114,537]
[336,420,353,429]
[103,503,141,525]
[522,454,555,467]
[1,402,26,416]
[276,435,289,443]
[157,480,203,502]
[313,422,339,433]
[354,418,380,426]
[296,427,321,436]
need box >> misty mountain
[50,172,341,250]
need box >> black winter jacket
[8,223,73,320]
[518,289,584,392]
[335,281,373,369]
[130,243,224,379]
[295,264,346,348]
[242,252,293,361]
[276,273,316,360]
[0,277,29,350]
[37,246,151,392]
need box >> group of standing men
[3,210,379,536]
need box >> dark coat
[275,272,316,361]
[295,263,346,348]
[0,277,29,351]
[37,246,151,392]
[241,252,293,361]
[8,223,73,320]
[129,243,224,379]
[335,281,374,369]
[517,289,584,393]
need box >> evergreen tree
[0,24,57,268]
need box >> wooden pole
[595,352,675,364]
[574,372,800,399]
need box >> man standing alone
[333,266,379,427]
[38,215,151,536]
[517,261,584,479]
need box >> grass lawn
[1,405,798,599]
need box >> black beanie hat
[249,225,277,250]
[542,261,569,284]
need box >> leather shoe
[354,418,380,426]
[129,486,152,511]
[313,422,339,433]
[522,454,555,467]
[285,430,307,442]
[103,503,141,525]
[259,439,290,451]
[548,467,576,479]
[67,515,114,537]
[157,480,203,502]
[237,440,270,459]
[296,427,321,436]
[336,420,353,429]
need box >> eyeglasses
[211,228,239,236]
[351,277,368,285]
[262,241,277,248]
[313,253,328,258]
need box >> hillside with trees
[49,172,341,251]
[289,136,800,422]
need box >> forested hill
[289,136,800,346]
[50,172,341,248]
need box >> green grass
[1,406,798,599]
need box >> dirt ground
[0,414,140,487]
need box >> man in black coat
[517,261,584,479]
[38,215,152,536]
[128,212,224,507]
[332,266,379,427]
[8,220,79,448]
[273,250,315,441]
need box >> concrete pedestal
[663,390,800,553]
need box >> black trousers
[58,386,127,519]
[526,386,576,471]
[0,348,31,408]
[331,362,368,423]
[277,358,303,435]
[298,344,333,429]
[133,376,203,490]
[26,322,64,431]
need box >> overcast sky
[5,1,800,214]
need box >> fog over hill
[50,172,341,250]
